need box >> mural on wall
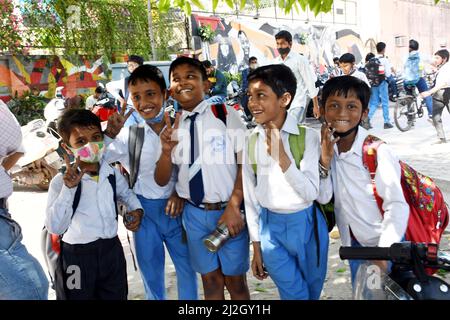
[191,14,366,76]
[0,55,109,102]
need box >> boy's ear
[361,108,369,121]
[281,92,292,108]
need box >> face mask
[333,124,359,138]
[145,105,165,125]
[69,141,105,163]
[277,47,291,56]
[250,63,258,70]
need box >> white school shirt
[242,114,321,242]
[172,100,246,203]
[434,62,450,89]
[348,70,371,87]
[0,101,23,199]
[377,55,393,78]
[274,51,319,110]
[45,161,143,245]
[106,78,133,107]
[317,127,409,247]
[103,124,176,199]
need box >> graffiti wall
[191,14,366,75]
[0,55,109,102]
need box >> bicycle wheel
[394,96,414,132]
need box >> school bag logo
[365,57,386,87]
[362,135,449,263]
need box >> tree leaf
[191,0,205,10]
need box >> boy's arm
[103,128,129,168]
[374,145,410,247]
[299,57,319,99]
[45,173,77,235]
[114,168,143,212]
[155,112,180,186]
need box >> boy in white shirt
[242,64,329,300]
[317,76,409,285]
[103,64,198,300]
[46,109,144,300]
[339,53,371,87]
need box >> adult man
[201,60,228,104]
[85,86,104,111]
[273,30,319,121]
[0,100,49,299]
[106,55,145,127]
[241,56,258,117]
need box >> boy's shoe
[384,122,394,129]
[433,138,447,144]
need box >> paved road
[7,102,450,300]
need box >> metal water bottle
[203,214,245,253]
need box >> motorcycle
[10,119,63,190]
[44,86,66,133]
[340,242,450,300]
[91,90,118,122]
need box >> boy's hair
[201,60,213,69]
[95,86,104,94]
[321,76,371,111]
[275,30,292,44]
[57,109,102,145]
[376,42,386,53]
[435,49,449,62]
[169,56,207,81]
[247,64,297,109]
[365,52,375,62]
[333,57,340,64]
[409,39,419,51]
[128,55,144,66]
[339,53,356,64]
[249,56,257,63]
[127,64,167,92]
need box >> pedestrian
[0,100,49,300]
[202,60,228,105]
[85,86,104,111]
[45,109,144,300]
[106,55,145,127]
[242,64,328,300]
[338,53,371,87]
[103,64,198,300]
[154,56,250,300]
[317,76,409,285]
[274,30,320,121]
[241,56,258,118]
[420,49,450,144]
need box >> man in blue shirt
[202,60,227,104]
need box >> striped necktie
[188,112,204,205]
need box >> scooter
[10,119,63,190]
[44,86,66,130]
[340,242,450,300]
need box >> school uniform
[172,100,249,276]
[104,124,198,300]
[45,161,143,300]
[106,78,144,127]
[317,126,409,283]
[242,114,329,300]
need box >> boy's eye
[257,93,265,98]
[133,95,140,101]
[187,75,194,79]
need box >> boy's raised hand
[104,106,134,138]
[320,122,339,169]
[160,111,180,156]
[62,155,86,189]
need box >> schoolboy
[242,64,329,300]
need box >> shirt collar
[254,113,299,135]
[334,126,370,157]
[181,99,209,121]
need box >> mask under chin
[333,124,359,138]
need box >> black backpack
[365,57,386,87]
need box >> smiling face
[169,63,208,112]
[247,79,290,126]
[339,62,354,75]
[322,91,368,134]
[129,79,165,120]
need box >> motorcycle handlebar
[339,246,391,261]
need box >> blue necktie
[188,113,204,205]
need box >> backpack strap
[362,135,386,215]
[128,123,145,189]
[106,173,119,220]
[124,76,130,105]
[288,125,306,169]
[71,182,82,219]
[211,104,227,126]
[248,131,259,175]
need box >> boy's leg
[303,206,329,300]
[259,209,309,300]
[163,213,199,300]
[416,78,433,117]
[224,274,250,300]
[201,269,226,300]
[379,81,391,124]
[431,93,447,140]
[96,237,128,300]
[134,197,166,300]
[368,86,381,121]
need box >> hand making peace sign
[104,106,135,138]
[62,154,86,189]
[160,111,181,157]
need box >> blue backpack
[404,52,421,86]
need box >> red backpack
[362,135,449,246]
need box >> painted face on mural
[219,38,230,57]
[238,32,250,55]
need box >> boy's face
[127,61,140,74]
[247,79,290,125]
[322,91,368,134]
[65,125,103,149]
[129,79,166,120]
[339,62,354,75]
[169,64,208,112]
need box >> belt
[0,198,7,209]
[187,200,228,211]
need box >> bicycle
[393,85,426,132]
[340,242,450,300]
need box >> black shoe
[361,119,373,130]
[384,123,394,129]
